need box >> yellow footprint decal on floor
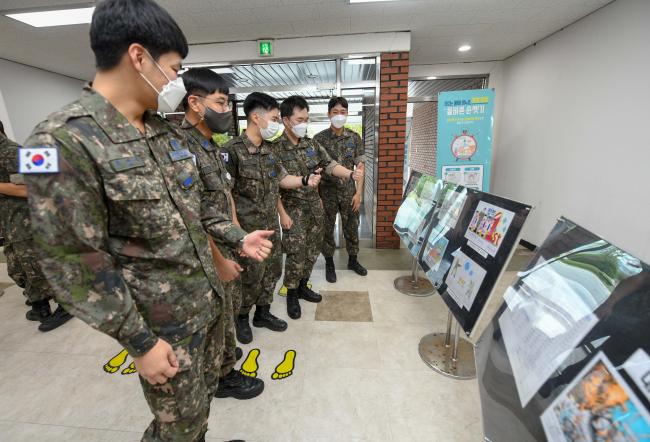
[103,349,129,374]
[272,350,296,380]
[240,348,260,378]
[121,361,137,375]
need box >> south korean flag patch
[19,147,59,174]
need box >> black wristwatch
[349,171,354,180]
[302,174,310,186]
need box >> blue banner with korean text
[436,89,494,191]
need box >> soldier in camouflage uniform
[0,122,72,331]
[314,97,368,283]
[23,1,273,439]
[222,92,321,343]
[179,67,264,400]
[277,96,363,319]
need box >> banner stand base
[419,312,476,380]
[393,275,435,296]
[393,257,435,297]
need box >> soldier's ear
[127,43,148,74]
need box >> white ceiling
[0,0,612,80]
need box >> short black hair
[243,92,279,118]
[280,96,309,119]
[328,96,348,112]
[181,68,230,110]
[0,120,4,136]
[90,0,188,71]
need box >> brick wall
[409,102,437,176]
[376,52,409,249]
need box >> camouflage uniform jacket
[274,132,336,210]
[313,127,364,195]
[24,87,242,357]
[0,133,32,244]
[221,134,288,232]
[180,125,244,251]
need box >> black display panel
[476,218,650,442]
[417,184,532,336]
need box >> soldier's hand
[280,213,293,230]
[351,193,362,213]
[353,163,365,181]
[242,230,274,262]
[134,339,179,385]
[216,259,243,282]
[307,173,321,187]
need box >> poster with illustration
[464,201,515,257]
[541,352,650,442]
[393,173,442,256]
[444,251,487,310]
[423,230,449,273]
[438,188,467,229]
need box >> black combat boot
[235,347,243,361]
[235,313,253,344]
[325,257,337,283]
[286,288,301,320]
[38,305,72,332]
[347,255,368,276]
[252,305,287,331]
[298,278,322,303]
[26,299,52,322]
[215,368,264,400]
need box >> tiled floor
[0,247,533,441]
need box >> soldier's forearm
[279,175,304,190]
[332,164,353,179]
[0,182,27,198]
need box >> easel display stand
[393,256,435,297]
[418,310,476,380]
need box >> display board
[475,218,650,442]
[436,89,494,191]
[417,184,531,338]
[393,172,443,258]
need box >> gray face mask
[203,106,233,134]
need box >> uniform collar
[79,86,169,144]
[279,131,308,150]
[240,133,273,155]
[183,124,212,147]
[329,127,351,140]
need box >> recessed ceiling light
[427,76,437,80]
[458,45,472,52]
[5,6,95,27]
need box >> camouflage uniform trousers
[218,246,242,377]
[140,309,225,442]
[237,224,282,315]
[4,239,53,303]
[282,201,324,289]
[320,184,360,258]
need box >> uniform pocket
[238,158,263,200]
[102,172,171,238]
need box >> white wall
[491,0,650,261]
[0,58,83,144]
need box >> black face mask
[203,106,233,134]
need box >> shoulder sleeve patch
[19,147,59,174]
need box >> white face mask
[291,122,308,138]
[260,119,280,140]
[331,114,347,129]
[139,52,186,113]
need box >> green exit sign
[258,40,273,57]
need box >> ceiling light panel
[6,7,95,27]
